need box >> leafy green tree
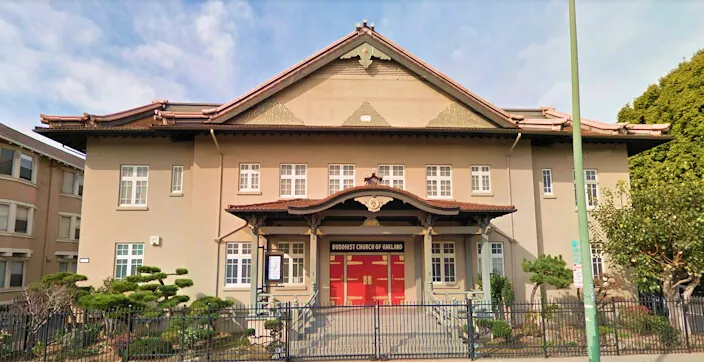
[590,181,703,299]
[521,255,573,303]
[617,50,703,189]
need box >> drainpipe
[40,160,55,276]
[506,132,521,283]
[210,129,224,297]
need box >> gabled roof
[0,123,83,170]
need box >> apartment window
[471,166,491,193]
[328,165,355,195]
[0,204,7,232]
[280,164,306,198]
[59,214,81,241]
[591,244,604,279]
[62,171,84,197]
[239,164,260,192]
[171,166,183,194]
[0,149,13,176]
[0,149,36,183]
[426,166,452,199]
[225,242,251,286]
[477,242,505,277]
[0,261,25,288]
[431,242,456,283]
[0,202,34,235]
[279,242,304,284]
[19,154,33,181]
[14,206,29,234]
[573,169,599,208]
[378,165,405,189]
[119,166,149,206]
[59,261,78,273]
[115,243,144,279]
[542,169,553,195]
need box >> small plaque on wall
[266,253,283,282]
[79,258,90,263]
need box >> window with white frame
[59,260,78,273]
[0,201,34,235]
[0,149,37,183]
[279,242,305,284]
[328,165,355,195]
[239,164,260,192]
[542,169,553,195]
[115,243,144,279]
[0,260,25,288]
[573,169,599,208]
[171,166,183,194]
[62,170,84,197]
[432,242,456,283]
[477,242,505,277]
[225,242,251,286]
[58,214,81,241]
[119,166,149,206]
[471,166,491,193]
[280,164,306,198]
[591,244,604,279]
[378,165,404,189]
[0,149,13,176]
[19,154,34,181]
[426,165,452,199]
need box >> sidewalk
[317,352,704,362]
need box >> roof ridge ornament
[364,169,383,185]
[340,41,390,69]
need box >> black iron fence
[0,297,701,361]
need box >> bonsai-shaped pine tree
[521,255,573,304]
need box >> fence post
[611,297,620,355]
[180,307,186,360]
[681,296,691,352]
[540,298,548,358]
[285,302,290,361]
[127,305,133,362]
[374,302,381,360]
[42,312,49,362]
[206,303,212,361]
[467,299,475,360]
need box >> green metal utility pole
[568,0,600,361]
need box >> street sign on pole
[571,239,583,288]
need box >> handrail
[426,291,466,338]
[292,290,318,334]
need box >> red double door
[330,254,405,305]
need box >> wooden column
[480,218,492,304]
[418,215,436,300]
[306,215,323,297]
[248,216,265,310]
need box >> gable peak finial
[362,19,368,27]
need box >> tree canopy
[521,255,573,303]
[617,50,704,189]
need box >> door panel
[346,255,368,305]
[329,255,344,305]
[369,255,390,304]
[391,254,405,304]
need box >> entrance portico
[225,175,516,307]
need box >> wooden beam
[319,226,423,235]
[319,210,423,218]
[433,226,481,235]
[260,226,310,235]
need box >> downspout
[40,160,55,276]
[506,132,521,283]
[210,129,224,297]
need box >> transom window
[119,166,149,206]
[477,242,505,277]
[573,169,599,208]
[0,260,25,288]
[431,242,456,283]
[542,169,553,195]
[280,164,306,198]
[279,242,305,284]
[239,164,260,192]
[171,165,184,194]
[62,170,84,197]
[115,243,144,279]
[378,165,405,189]
[426,165,452,199]
[328,164,355,195]
[225,242,252,286]
[471,166,491,193]
[58,214,81,241]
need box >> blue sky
[0,0,702,149]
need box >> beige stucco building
[0,123,84,303]
[36,23,670,307]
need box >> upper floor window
[239,164,260,192]
[0,149,13,176]
[225,242,251,286]
[542,169,553,195]
[280,164,306,198]
[62,170,84,197]
[278,242,305,284]
[477,242,505,277]
[573,169,599,208]
[378,165,404,189]
[0,201,34,236]
[0,148,37,183]
[171,166,184,194]
[426,165,452,199]
[119,166,149,206]
[115,243,144,279]
[0,260,25,288]
[19,154,33,181]
[432,242,456,283]
[59,214,81,242]
[329,164,355,195]
[471,166,491,193]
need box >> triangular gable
[232,98,303,125]
[204,24,516,128]
[342,101,390,127]
[427,103,493,128]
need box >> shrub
[0,330,12,357]
[598,325,614,336]
[110,332,132,353]
[60,324,102,349]
[475,318,494,329]
[651,315,680,348]
[56,347,101,360]
[264,319,283,331]
[620,304,652,334]
[491,320,512,342]
[120,337,174,360]
[243,328,255,337]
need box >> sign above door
[330,242,404,253]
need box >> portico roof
[225,185,516,218]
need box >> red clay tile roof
[226,185,516,215]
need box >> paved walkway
[315,352,704,362]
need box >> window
[59,216,71,239]
[225,242,251,286]
[239,164,260,192]
[573,169,599,208]
[477,242,505,277]
[0,261,25,288]
[14,206,29,234]
[378,165,405,189]
[426,166,452,199]
[279,242,304,284]
[280,164,306,198]
[62,171,74,194]
[328,165,355,195]
[119,166,149,206]
[432,242,456,283]
[19,154,33,181]
[542,169,553,195]
[591,244,604,279]
[471,166,491,193]
[58,214,80,241]
[0,202,34,235]
[59,261,78,273]
[115,243,144,279]
[0,149,13,176]
[0,204,7,232]
[171,166,183,194]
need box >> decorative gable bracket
[340,42,391,69]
